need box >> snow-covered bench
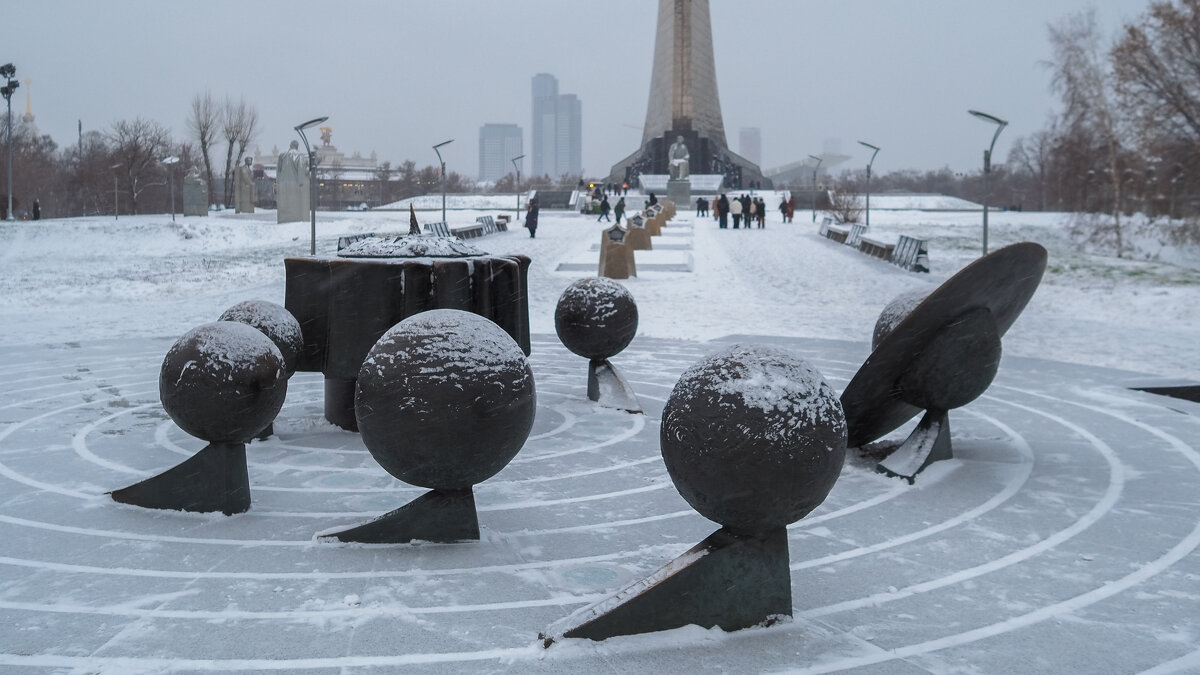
[422,222,450,237]
[858,236,895,260]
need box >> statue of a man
[277,140,310,223]
[235,156,257,213]
[669,135,690,181]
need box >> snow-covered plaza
[2,196,1199,673]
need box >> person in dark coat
[32,199,41,220]
[524,198,539,238]
[648,192,658,205]
[598,195,611,222]
[614,197,625,224]
[716,193,730,229]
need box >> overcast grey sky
[9,0,1152,179]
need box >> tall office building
[531,73,583,181]
[739,127,762,167]
[478,123,523,182]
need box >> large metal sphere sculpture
[323,309,535,543]
[218,300,304,376]
[554,278,641,412]
[661,344,847,534]
[555,277,638,360]
[111,321,287,515]
[544,344,846,645]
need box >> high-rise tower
[531,74,582,181]
[608,0,767,189]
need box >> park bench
[845,223,867,247]
[858,236,895,261]
[824,225,849,244]
[475,216,497,235]
[422,221,450,237]
[496,215,511,231]
[451,223,485,240]
[891,235,930,273]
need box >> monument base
[667,179,691,208]
[876,409,952,483]
[110,441,250,516]
[319,488,480,543]
[588,358,643,414]
[541,526,791,645]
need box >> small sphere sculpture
[872,289,929,350]
[660,344,846,535]
[218,300,304,375]
[555,278,638,360]
[355,309,536,491]
[159,321,288,444]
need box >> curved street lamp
[295,116,328,255]
[511,153,525,217]
[968,109,1008,255]
[163,156,179,222]
[433,139,454,225]
[857,141,880,229]
[109,162,123,220]
[808,154,823,223]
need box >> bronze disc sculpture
[110,321,288,515]
[840,241,1048,482]
[320,309,536,544]
[543,344,846,644]
[554,277,642,413]
[217,299,303,439]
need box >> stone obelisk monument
[608,0,768,191]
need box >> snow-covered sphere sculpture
[354,309,536,490]
[872,288,929,350]
[159,321,288,444]
[218,299,304,375]
[660,344,846,534]
[554,277,638,360]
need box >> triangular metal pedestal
[110,441,250,516]
[541,527,791,646]
[320,488,479,543]
[588,358,643,414]
[876,409,952,483]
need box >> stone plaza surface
[1,328,1199,672]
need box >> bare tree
[220,97,258,207]
[186,91,221,207]
[1007,126,1057,211]
[108,118,172,215]
[1113,0,1200,144]
[1048,9,1128,255]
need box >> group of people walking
[596,194,626,223]
[707,193,796,229]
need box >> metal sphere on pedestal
[555,277,638,360]
[872,288,929,350]
[218,299,304,375]
[660,344,846,535]
[158,321,288,444]
[355,309,536,491]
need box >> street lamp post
[433,139,454,225]
[857,141,880,229]
[1,63,18,221]
[808,154,823,223]
[163,156,179,222]
[110,162,122,220]
[511,154,525,218]
[295,116,328,255]
[968,109,1009,255]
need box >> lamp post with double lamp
[968,109,1008,255]
[808,154,823,223]
[857,141,880,229]
[294,116,328,255]
[163,156,179,222]
[110,163,123,220]
[511,153,525,217]
[1,63,18,221]
[433,139,454,225]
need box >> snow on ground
[1,196,1199,673]
[3,192,1197,381]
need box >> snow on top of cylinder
[677,344,845,433]
[337,235,484,258]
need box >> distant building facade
[531,73,582,181]
[478,123,523,182]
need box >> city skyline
[7,0,1155,179]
